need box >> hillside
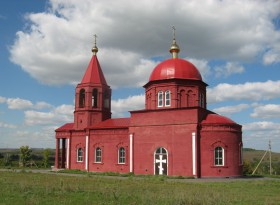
[243,148,280,162]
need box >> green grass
[0,171,280,205]
[56,169,194,179]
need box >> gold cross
[172,26,176,40]
[93,34,97,46]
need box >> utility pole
[252,140,272,175]
[269,140,272,175]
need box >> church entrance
[154,147,168,175]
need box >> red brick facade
[55,41,243,178]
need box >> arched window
[79,89,85,108]
[95,147,102,163]
[77,148,83,162]
[214,146,224,166]
[165,90,171,106]
[104,91,110,109]
[154,147,168,175]
[118,147,125,164]
[187,90,195,107]
[155,147,167,154]
[92,88,98,108]
[199,92,205,108]
[179,90,186,107]
[158,91,163,107]
[146,93,152,109]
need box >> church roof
[148,27,202,83]
[91,118,130,129]
[81,55,107,85]
[55,123,74,131]
[149,58,202,82]
[201,113,237,125]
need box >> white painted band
[66,138,70,169]
[192,132,196,176]
[129,134,133,172]
[85,135,89,171]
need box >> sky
[0,0,280,152]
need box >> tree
[243,159,253,175]
[43,148,50,168]
[19,146,32,167]
[3,153,12,166]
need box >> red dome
[149,58,202,82]
[201,114,237,125]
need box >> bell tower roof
[81,35,107,85]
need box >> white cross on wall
[156,155,167,175]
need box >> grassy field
[0,171,280,205]
[243,148,280,162]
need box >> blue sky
[0,0,280,152]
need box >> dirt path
[0,168,279,183]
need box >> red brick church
[55,33,243,178]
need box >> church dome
[201,113,237,125]
[149,58,202,82]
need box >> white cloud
[12,128,55,148]
[24,104,74,126]
[54,104,74,115]
[24,111,56,126]
[0,96,6,103]
[7,98,33,110]
[263,41,280,64]
[0,122,17,129]
[99,49,158,88]
[4,97,52,110]
[242,121,280,151]
[251,104,280,119]
[34,101,52,109]
[111,94,145,117]
[208,80,280,103]
[243,121,280,131]
[9,0,280,87]
[213,104,249,116]
[214,62,244,78]
[187,58,211,80]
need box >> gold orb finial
[92,34,98,55]
[169,26,180,58]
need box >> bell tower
[74,35,111,130]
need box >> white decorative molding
[66,138,70,169]
[192,132,196,176]
[129,134,133,172]
[85,135,89,171]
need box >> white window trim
[214,147,224,166]
[158,91,163,107]
[77,148,83,162]
[165,90,171,107]
[95,147,102,163]
[118,147,126,164]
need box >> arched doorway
[154,147,168,175]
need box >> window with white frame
[158,91,163,107]
[165,90,171,106]
[95,147,102,163]
[77,148,83,162]
[118,147,125,164]
[214,146,224,166]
